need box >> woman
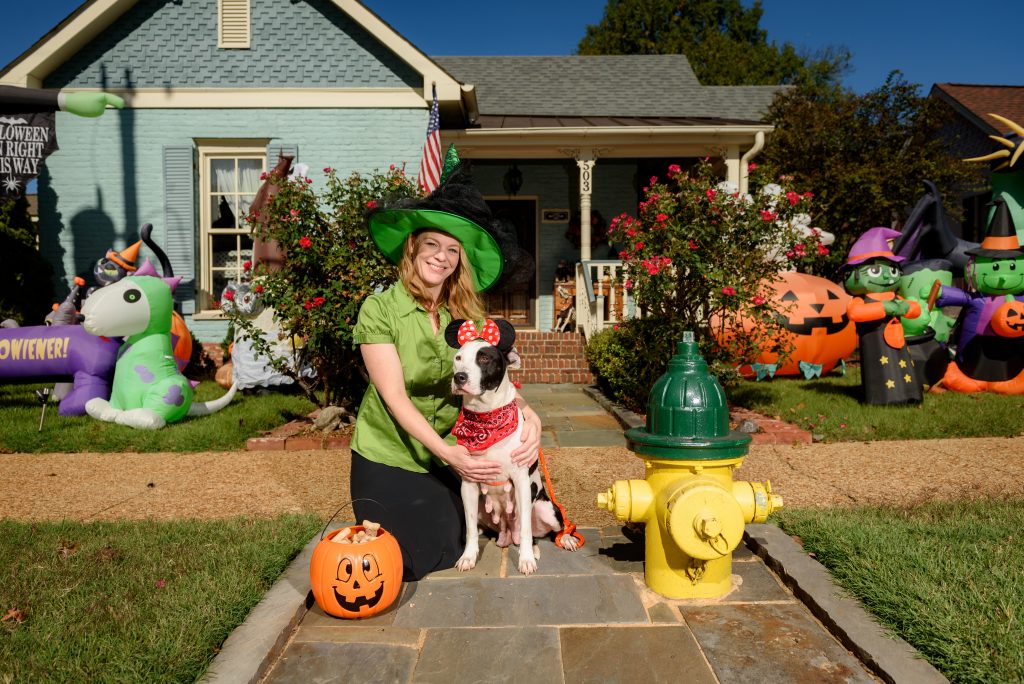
[351,169,541,581]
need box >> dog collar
[452,400,518,452]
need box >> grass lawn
[729,367,1024,441]
[0,383,317,453]
[0,514,321,682]
[775,499,1024,684]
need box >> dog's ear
[444,319,465,349]
[506,346,522,370]
[494,319,516,352]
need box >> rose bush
[589,159,826,406]
[225,165,418,407]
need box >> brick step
[513,332,593,384]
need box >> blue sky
[1,1,1021,94]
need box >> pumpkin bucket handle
[319,499,387,541]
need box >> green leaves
[226,166,418,407]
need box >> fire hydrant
[597,332,782,599]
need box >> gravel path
[3,438,1023,525]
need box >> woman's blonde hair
[398,231,484,320]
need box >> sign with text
[0,111,57,198]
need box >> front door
[483,198,537,327]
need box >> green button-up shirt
[351,282,459,472]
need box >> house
[2,0,784,362]
[929,83,1024,241]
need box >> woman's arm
[509,394,542,468]
[360,343,502,483]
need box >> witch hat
[105,239,142,272]
[844,227,904,268]
[366,157,532,292]
[965,197,1022,258]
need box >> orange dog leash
[537,448,585,549]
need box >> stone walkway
[200,386,943,684]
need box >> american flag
[417,86,442,194]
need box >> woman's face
[415,230,462,291]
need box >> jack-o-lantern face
[776,284,848,335]
[333,553,386,613]
[992,300,1024,338]
[310,526,403,619]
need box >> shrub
[585,318,680,413]
[606,160,828,376]
[0,197,53,325]
[224,165,418,407]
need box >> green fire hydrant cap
[625,331,751,460]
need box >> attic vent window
[218,0,250,49]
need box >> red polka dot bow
[457,319,501,346]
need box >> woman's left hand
[510,406,542,468]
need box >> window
[198,145,264,313]
[218,0,251,49]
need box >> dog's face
[451,338,522,397]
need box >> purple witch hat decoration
[844,227,904,267]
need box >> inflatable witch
[935,198,1024,393]
[842,227,925,405]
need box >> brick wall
[509,331,594,384]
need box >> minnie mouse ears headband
[444,318,516,353]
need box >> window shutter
[163,146,197,315]
[266,143,298,170]
[218,0,250,49]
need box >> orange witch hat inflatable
[105,240,142,272]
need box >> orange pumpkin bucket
[309,523,403,619]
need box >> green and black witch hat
[366,145,530,292]
[965,197,1023,259]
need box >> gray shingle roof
[432,55,783,122]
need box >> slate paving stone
[678,602,876,683]
[422,535,503,579]
[556,429,627,447]
[648,602,680,623]
[568,413,622,429]
[560,625,718,684]
[292,625,422,646]
[505,528,644,576]
[414,627,562,684]
[541,431,558,449]
[262,640,418,683]
[393,575,649,627]
[726,558,794,603]
[591,535,645,574]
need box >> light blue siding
[39,107,425,341]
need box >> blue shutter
[163,145,197,314]
[266,143,298,169]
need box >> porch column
[576,152,596,261]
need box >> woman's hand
[441,443,503,483]
[510,406,542,468]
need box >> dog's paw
[518,555,538,575]
[558,535,581,552]
[455,554,478,572]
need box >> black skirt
[350,450,466,582]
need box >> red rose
[752,295,765,305]
[688,239,698,250]
[705,189,716,201]
[223,290,235,301]
[760,210,777,222]
[242,260,251,271]
[366,200,377,209]
[323,167,333,173]
[721,286,736,296]
[298,236,312,248]
[254,284,264,294]
[786,191,800,206]
[655,213,668,222]
[303,300,313,310]
[747,162,757,172]
[313,296,326,307]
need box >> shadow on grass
[802,381,861,401]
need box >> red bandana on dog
[456,319,501,346]
[452,400,518,452]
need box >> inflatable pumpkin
[723,272,857,378]
[310,526,402,619]
[991,300,1024,338]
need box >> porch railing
[575,260,642,339]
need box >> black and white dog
[445,318,579,575]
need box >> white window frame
[194,141,266,317]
